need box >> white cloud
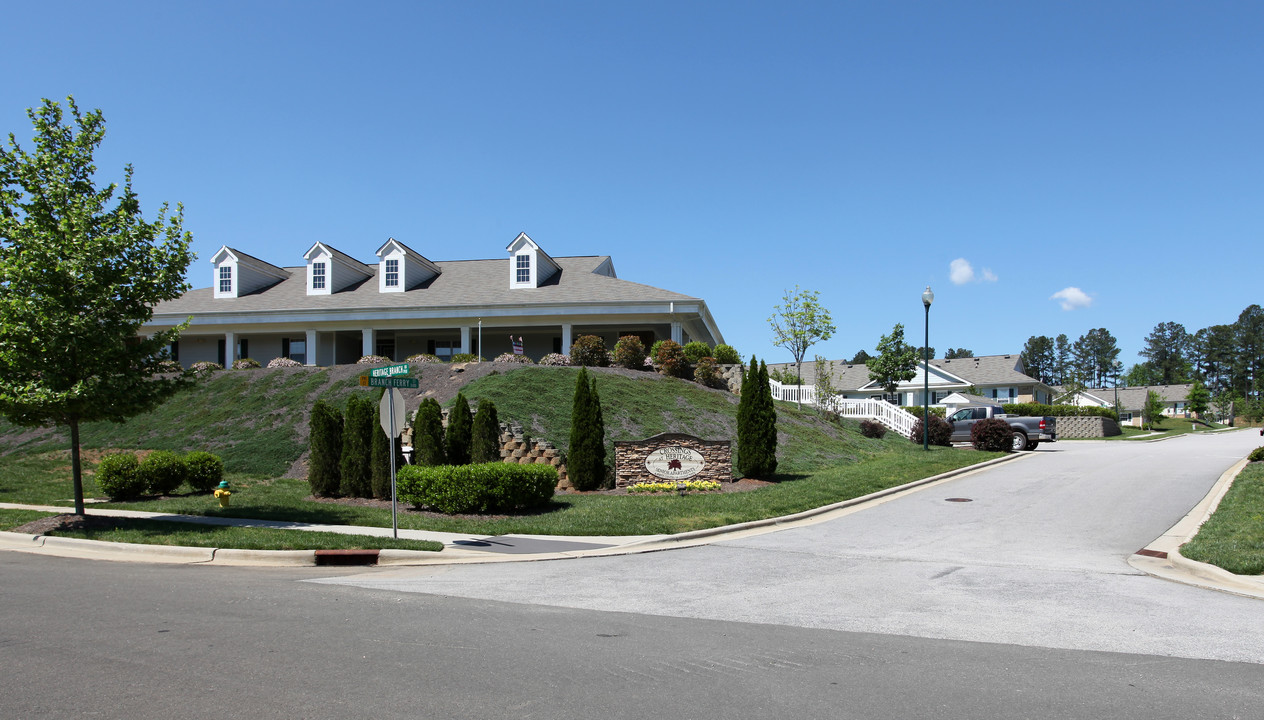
[1050,287,1093,310]
[949,258,998,285]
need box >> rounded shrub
[231,358,261,370]
[184,451,225,492]
[859,419,887,439]
[1249,446,1264,462]
[538,353,572,366]
[612,335,647,370]
[653,340,690,378]
[267,357,303,368]
[140,450,188,495]
[190,361,221,377]
[908,415,952,446]
[682,341,711,364]
[357,355,391,365]
[493,352,533,363]
[397,463,557,514]
[713,344,741,365]
[450,353,484,363]
[406,353,443,364]
[569,335,610,367]
[971,417,1015,452]
[693,357,724,388]
[95,453,145,500]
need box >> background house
[148,233,724,368]
[1054,384,1192,427]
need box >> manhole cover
[945,497,973,503]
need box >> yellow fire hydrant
[213,481,232,508]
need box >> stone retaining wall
[613,433,732,489]
[1053,415,1121,438]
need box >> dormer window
[516,254,530,283]
[385,259,399,288]
[312,262,326,290]
[218,266,232,294]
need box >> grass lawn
[1180,461,1264,576]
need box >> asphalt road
[4,432,1263,718]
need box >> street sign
[370,363,410,378]
[380,388,406,437]
[363,376,419,388]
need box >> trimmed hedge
[397,463,557,514]
[95,453,146,500]
[185,451,225,492]
[902,406,946,418]
[1249,446,1264,463]
[140,450,187,495]
[1003,403,1118,422]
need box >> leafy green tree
[471,398,502,463]
[943,348,974,359]
[307,399,343,496]
[1123,362,1162,387]
[915,346,936,360]
[1020,336,1056,384]
[446,392,473,464]
[339,394,374,497]
[849,349,871,365]
[767,285,836,405]
[813,355,838,417]
[1187,380,1211,419]
[1142,389,1166,430]
[411,398,446,466]
[568,367,607,490]
[868,323,918,396]
[1139,321,1193,385]
[0,97,195,515]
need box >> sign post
[379,387,406,538]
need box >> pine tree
[446,392,473,465]
[471,398,502,463]
[412,398,447,466]
[339,394,374,497]
[568,367,607,490]
[307,399,342,496]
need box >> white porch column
[223,331,236,362]
[460,326,471,355]
[305,329,318,366]
[670,321,683,344]
[561,323,572,354]
[362,328,375,359]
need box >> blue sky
[4,1,1260,369]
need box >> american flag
[512,336,524,355]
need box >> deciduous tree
[767,285,836,405]
[868,324,918,396]
[0,97,195,514]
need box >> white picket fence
[769,380,919,438]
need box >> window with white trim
[515,254,530,283]
[312,262,326,290]
[218,266,232,293]
[385,259,399,288]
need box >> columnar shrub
[397,463,557,514]
[231,358,261,370]
[737,357,778,478]
[307,399,343,496]
[569,335,609,367]
[340,394,374,497]
[693,357,723,388]
[446,392,473,465]
[184,451,225,492]
[371,415,391,500]
[682,341,711,364]
[612,335,647,370]
[267,357,303,368]
[95,452,145,500]
[971,417,1015,452]
[654,340,690,379]
[909,415,953,446]
[859,419,887,439]
[471,398,502,463]
[568,367,607,490]
[538,353,572,366]
[139,450,187,495]
[713,344,741,365]
[412,398,446,466]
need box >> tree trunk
[69,417,85,516]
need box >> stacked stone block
[497,421,568,485]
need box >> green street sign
[365,376,419,389]
[370,363,410,378]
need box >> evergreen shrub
[397,463,557,514]
[494,352,533,363]
[95,453,145,500]
[713,344,741,364]
[1249,446,1264,463]
[267,357,303,368]
[184,451,224,492]
[569,335,610,367]
[446,392,473,465]
[406,353,443,364]
[450,353,483,363]
[340,394,374,497]
[693,357,723,388]
[612,335,647,370]
[190,361,221,376]
[357,355,391,365]
[412,398,447,466]
[231,358,261,370]
[307,399,343,496]
[539,353,572,366]
[971,417,1015,452]
[902,406,946,418]
[471,399,502,463]
[682,341,711,364]
[859,419,887,439]
[654,340,690,379]
[909,415,952,446]
[568,367,608,490]
[140,450,187,495]
[1003,403,1118,422]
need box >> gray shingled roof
[153,255,701,317]
[770,354,1043,391]
[1054,384,1192,411]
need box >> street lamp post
[922,286,934,451]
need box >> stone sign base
[614,433,732,489]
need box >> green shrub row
[901,406,946,418]
[95,450,225,500]
[1002,403,1118,422]
[396,462,557,514]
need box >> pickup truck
[947,404,1057,451]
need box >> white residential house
[1054,384,1192,427]
[148,233,724,368]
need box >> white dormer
[375,238,441,293]
[303,242,373,295]
[506,232,561,289]
[211,246,289,299]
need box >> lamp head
[922,286,934,308]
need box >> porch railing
[768,380,919,437]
